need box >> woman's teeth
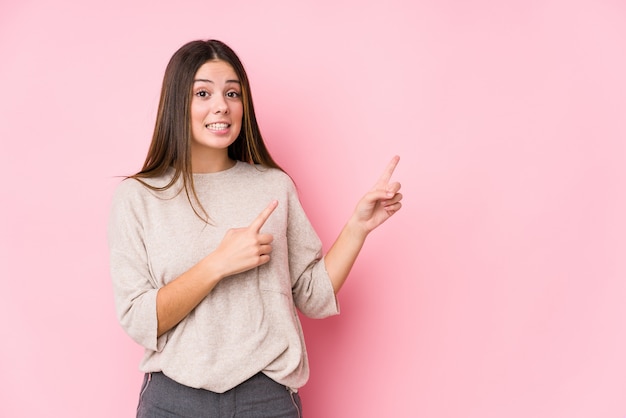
[206,123,229,130]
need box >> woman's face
[190,60,243,162]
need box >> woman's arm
[324,156,403,294]
[155,200,278,337]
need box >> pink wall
[1,0,625,416]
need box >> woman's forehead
[194,60,239,80]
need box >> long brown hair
[132,39,283,221]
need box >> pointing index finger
[375,155,400,188]
[249,200,278,232]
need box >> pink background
[1,0,625,417]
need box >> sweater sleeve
[285,180,340,318]
[107,180,167,352]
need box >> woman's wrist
[343,216,369,245]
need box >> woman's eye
[226,91,241,98]
[196,90,209,98]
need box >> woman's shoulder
[239,162,294,187]
[112,169,178,201]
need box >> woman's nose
[213,95,229,114]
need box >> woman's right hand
[155,200,278,337]
[208,200,278,280]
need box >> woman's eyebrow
[194,79,240,84]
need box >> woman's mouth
[206,122,230,131]
[205,122,231,134]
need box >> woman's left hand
[324,155,403,293]
[351,155,403,236]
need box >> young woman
[108,39,402,418]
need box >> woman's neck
[191,150,236,173]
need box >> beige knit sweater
[108,161,339,392]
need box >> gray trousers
[136,371,303,418]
